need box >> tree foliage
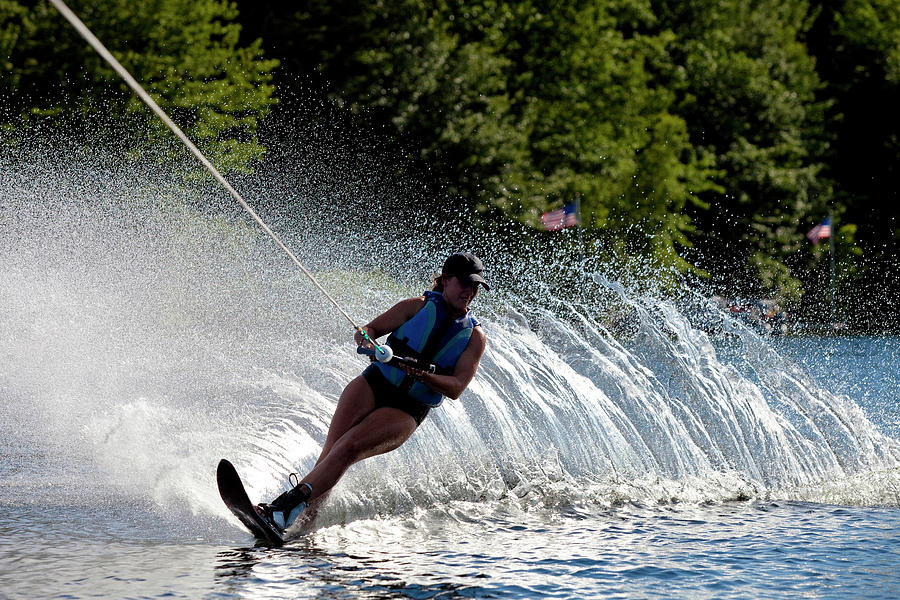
[645,0,832,306]
[2,0,278,170]
[804,0,900,327]
[243,0,721,273]
[6,0,900,324]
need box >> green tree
[838,0,900,83]
[804,0,900,329]
[249,0,718,273]
[650,0,833,307]
[483,1,716,267]
[2,0,278,171]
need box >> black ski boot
[256,481,312,533]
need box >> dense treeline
[4,0,900,328]
[1,0,277,170]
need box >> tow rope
[48,0,389,358]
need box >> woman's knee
[327,435,366,468]
[329,415,414,465]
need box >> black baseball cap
[442,252,490,291]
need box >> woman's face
[442,275,479,314]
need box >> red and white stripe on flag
[806,217,831,245]
[541,203,579,231]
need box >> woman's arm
[398,325,486,400]
[354,296,427,347]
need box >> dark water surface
[3,493,899,599]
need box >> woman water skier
[255,252,489,533]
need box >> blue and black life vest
[374,291,479,407]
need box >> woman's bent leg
[258,375,376,528]
[316,375,376,464]
[302,407,417,500]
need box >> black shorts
[362,364,432,426]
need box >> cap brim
[457,274,490,291]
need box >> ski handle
[356,347,437,374]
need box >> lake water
[2,156,900,599]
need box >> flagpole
[828,213,836,325]
[576,196,585,301]
[539,200,585,297]
[575,196,583,243]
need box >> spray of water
[2,116,899,536]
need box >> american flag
[806,217,831,245]
[541,203,580,231]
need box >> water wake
[2,144,899,535]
